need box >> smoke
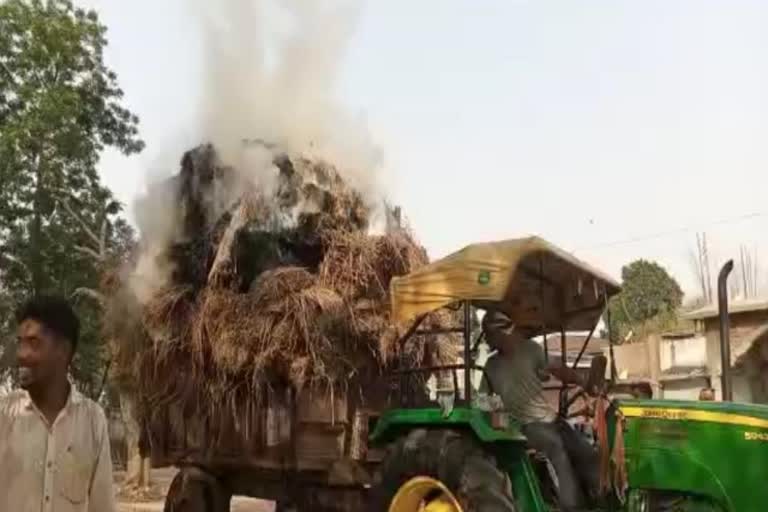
[128,0,383,303]
[194,0,381,195]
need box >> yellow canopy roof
[390,236,621,333]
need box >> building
[656,331,710,400]
[605,336,662,398]
[542,333,609,370]
[683,299,768,403]
[603,300,768,404]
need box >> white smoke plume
[128,0,383,304]
[195,0,381,196]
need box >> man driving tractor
[480,309,599,512]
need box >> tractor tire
[370,429,517,512]
[163,467,231,512]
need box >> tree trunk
[120,392,152,489]
[30,157,44,295]
[0,344,14,372]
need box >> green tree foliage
[0,0,142,396]
[606,259,684,343]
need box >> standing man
[0,295,116,512]
[480,310,599,512]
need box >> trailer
[155,383,390,511]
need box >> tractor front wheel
[370,429,516,512]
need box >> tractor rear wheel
[370,429,516,512]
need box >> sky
[78,0,768,299]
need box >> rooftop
[732,324,768,367]
[658,366,709,382]
[660,329,696,339]
[541,334,609,355]
[681,299,768,321]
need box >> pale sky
[79,0,768,298]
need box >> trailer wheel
[370,429,516,512]
[164,467,231,512]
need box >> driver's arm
[534,345,584,387]
[547,364,585,387]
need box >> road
[116,467,273,512]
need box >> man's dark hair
[16,295,80,353]
[482,309,513,330]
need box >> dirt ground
[115,467,273,512]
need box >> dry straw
[104,146,458,439]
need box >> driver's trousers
[522,418,599,512]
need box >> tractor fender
[369,407,527,446]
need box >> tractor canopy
[390,236,621,332]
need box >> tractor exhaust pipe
[718,260,734,402]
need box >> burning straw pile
[104,143,457,436]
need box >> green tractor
[368,237,768,511]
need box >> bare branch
[688,232,711,304]
[688,241,705,302]
[0,61,19,87]
[0,253,31,275]
[74,245,104,262]
[701,233,711,303]
[58,197,102,249]
[70,287,105,306]
[0,343,15,372]
[99,218,108,256]
[741,246,748,299]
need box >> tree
[0,287,14,376]
[0,0,143,293]
[0,1,150,489]
[689,232,713,305]
[606,259,684,342]
[688,233,764,305]
[59,202,153,491]
[0,0,143,390]
[737,245,761,299]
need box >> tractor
[368,237,768,511]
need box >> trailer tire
[370,429,516,512]
[164,467,231,512]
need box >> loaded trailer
[156,237,768,511]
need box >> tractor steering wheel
[560,384,598,422]
[558,354,609,421]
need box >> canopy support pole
[559,326,567,414]
[605,291,617,384]
[463,301,472,404]
[572,324,596,369]
[560,327,567,369]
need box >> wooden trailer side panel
[146,384,387,476]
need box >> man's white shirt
[0,386,116,512]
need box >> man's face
[16,319,70,391]
[484,314,527,352]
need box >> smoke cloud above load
[128,0,385,304]
[193,0,381,195]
